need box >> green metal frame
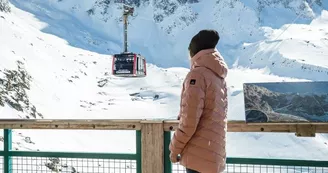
[1,129,142,173]
[226,157,328,167]
[164,131,328,173]
[164,130,172,173]
[136,130,142,173]
[4,129,12,173]
[2,129,328,173]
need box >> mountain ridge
[8,0,328,69]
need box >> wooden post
[141,120,164,173]
[296,124,316,137]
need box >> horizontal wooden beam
[163,120,328,136]
[0,119,142,130]
[0,119,327,136]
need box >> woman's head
[188,29,220,58]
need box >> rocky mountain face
[48,0,328,68]
[0,61,43,119]
[256,0,323,15]
[85,0,200,35]
[244,83,280,112]
[84,0,325,29]
[244,83,328,122]
[0,0,10,12]
[57,0,326,41]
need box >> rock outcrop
[0,61,43,119]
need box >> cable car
[111,4,147,78]
[112,52,147,77]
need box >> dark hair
[188,29,220,57]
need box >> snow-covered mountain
[1,0,328,165]
[7,0,328,68]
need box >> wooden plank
[315,125,328,133]
[141,121,164,173]
[163,120,328,135]
[296,124,316,137]
[163,120,177,131]
[228,120,296,132]
[140,119,163,124]
[0,119,142,130]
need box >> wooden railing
[0,119,327,173]
[2,119,328,136]
[164,120,328,137]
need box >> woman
[169,29,228,173]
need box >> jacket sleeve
[169,70,206,155]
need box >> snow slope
[236,14,328,80]
[1,0,328,167]
[0,6,186,153]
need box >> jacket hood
[190,48,228,79]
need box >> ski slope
[1,0,328,165]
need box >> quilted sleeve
[169,70,206,155]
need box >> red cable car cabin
[112,52,147,77]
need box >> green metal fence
[1,128,328,173]
[1,129,142,173]
[164,131,328,173]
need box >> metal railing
[168,158,328,173]
[1,129,142,173]
[169,159,328,173]
[0,119,327,173]
[163,129,328,173]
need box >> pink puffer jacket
[169,48,228,173]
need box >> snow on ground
[0,5,187,153]
[236,10,328,80]
[1,1,328,164]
